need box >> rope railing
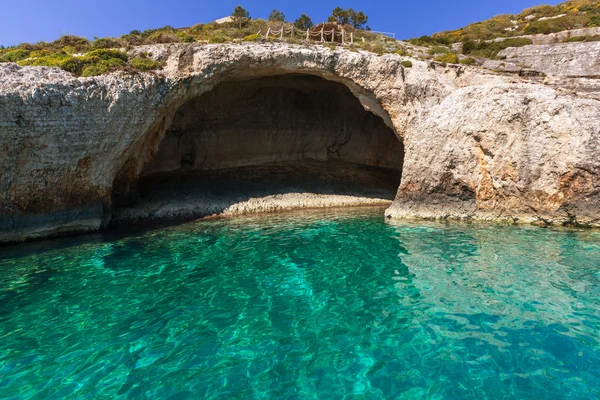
[257,25,355,45]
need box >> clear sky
[2,0,563,46]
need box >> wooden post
[280,27,284,39]
[291,25,294,38]
[306,29,309,41]
[266,27,270,39]
[331,29,335,43]
[362,36,365,43]
[350,32,353,44]
[342,30,345,45]
[321,28,324,42]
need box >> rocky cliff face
[498,41,600,77]
[0,42,599,243]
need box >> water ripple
[1,209,600,399]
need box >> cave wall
[141,75,404,177]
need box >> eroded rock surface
[498,41,600,77]
[0,42,599,243]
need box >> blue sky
[2,0,562,46]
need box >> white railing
[368,31,396,39]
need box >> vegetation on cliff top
[411,0,600,45]
[404,0,600,62]
[0,5,414,76]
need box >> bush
[175,32,196,43]
[459,57,477,65]
[407,35,451,47]
[129,57,163,71]
[243,33,261,42]
[462,39,476,54]
[84,49,128,62]
[3,49,30,62]
[54,35,90,53]
[18,53,70,67]
[59,57,86,75]
[428,45,451,55]
[209,35,228,43]
[401,60,413,68]
[188,24,206,34]
[30,49,54,58]
[55,35,89,47]
[435,53,459,64]
[564,35,600,43]
[92,38,121,49]
[146,32,180,44]
[370,43,385,55]
[462,38,532,59]
[81,58,127,77]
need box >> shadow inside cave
[111,160,401,225]
[111,74,405,226]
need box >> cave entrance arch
[111,74,404,224]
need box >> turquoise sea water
[1,208,600,399]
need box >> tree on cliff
[232,5,251,28]
[328,7,368,29]
[268,9,285,22]
[294,14,314,31]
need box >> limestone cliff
[498,41,600,77]
[0,42,599,243]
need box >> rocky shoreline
[1,42,599,243]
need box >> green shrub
[146,32,180,44]
[459,57,477,65]
[18,53,70,67]
[564,35,600,43]
[59,57,86,75]
[590,16,600,27]
[401,60,413,68]
[283,38,302,45]
[3,49,30,62]
[30,49,54,58]
[62,46,80,54]
[84,49,128,62]
[462,39,476,54]
[54,35,90,53]
[435,53,459,64]
[129,57,163,71]
[55,35,89,47]
[428,45,451,55]
[175,32,195,43]
[188,24,206,34]
[371,43,385,55]
[407,35,451,47]
[120,33,144,46]
[16,42,42,51]
[394,48,409,56]
[244,33,261,42]
[209,35,228,43]
[81,58,127,77]
[565,36,587,42]
[462,38,532,59]
[91,37,121,49]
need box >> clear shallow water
[1,208,600,399]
